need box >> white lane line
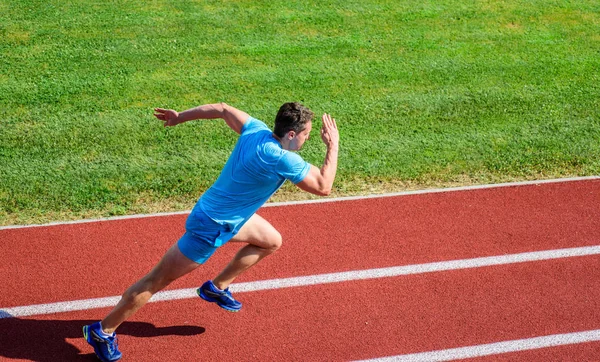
[1,176,598,230]
[353,329,600,361]
[1,244,599,319]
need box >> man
[83,102,339,361]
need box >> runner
[83,102,339,361]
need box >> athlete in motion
[83,102,339,361]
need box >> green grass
[1,0,599,225]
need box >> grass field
[1,0,599,225]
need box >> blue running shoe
[197,280,242,312]
[83,322,122,362]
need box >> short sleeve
[241,116,270,135]
[275,151,311,184]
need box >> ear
[287,131,296,140]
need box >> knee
[266,231,282,252]
[124,273,173,299]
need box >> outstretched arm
[153,103,249,134]
[296,113,339,196]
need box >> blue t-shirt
[191,116,310,239]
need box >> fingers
[322,113,330,129]
[321,113,337,130]
[153,108,166,120]
[154,108,173,126]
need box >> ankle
[212,280,229,291]
[98,322,115,337]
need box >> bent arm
[295,113,339,196]
[154,103,249,134]
[295,146,338,196]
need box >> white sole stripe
[353,329,600,361]
[1,244,599,319]
[1,176,598,230]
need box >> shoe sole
[197,288,241,312]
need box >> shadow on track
[0,317,205,361]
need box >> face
[288,122,312,151]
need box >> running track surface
[1,178,599,361]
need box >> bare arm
[296,113,339,196]
[153,103,249,134]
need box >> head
[273,102,314,151]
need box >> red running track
[0,178,599,361]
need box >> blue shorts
[177,209,235,264]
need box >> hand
[153,108,180,127]
[320,113,339,149]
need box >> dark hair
[273,102,314,138]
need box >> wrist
[174,112,183,125]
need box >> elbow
[318,186,332,197]
[316,177,333,196]
[219,102,230,115]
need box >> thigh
[230,213,282,249]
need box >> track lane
[5,245,600,319]
[1,254,599,361]
[1,179,599,307]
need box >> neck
[272,133,290,150]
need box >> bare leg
[101,244,200,334]
[212,214,282,290]
[212,244,276,289]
